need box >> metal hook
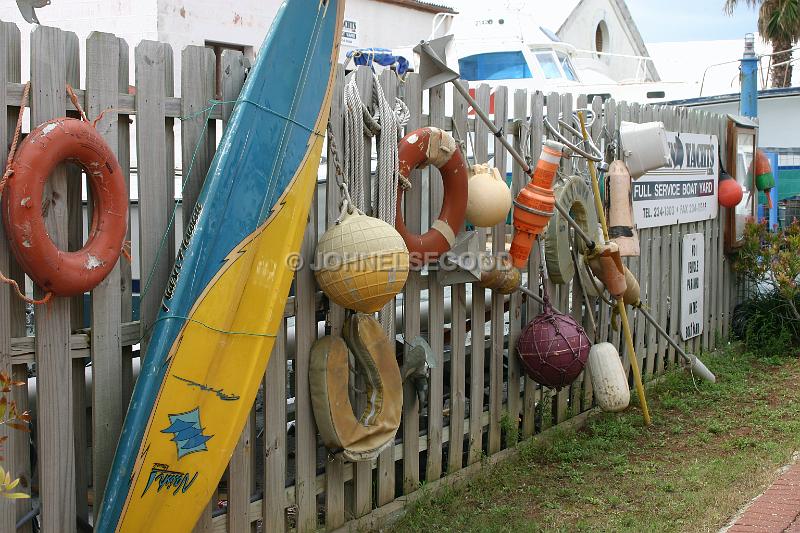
[543,116,603,162]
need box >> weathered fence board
[294,166,320,532]
[522,90,544,439]
[86,31,124,519]
[0,18,24,533]
[263,325,288,533]
[468,84,490,463]
[376,67,398,508]
[31,25,77,533]
[426,80,446,482]
[401,72,423,494]
[135,40,175,353]
[324,64,346,532]
[447,79,469,474]
[488,85,507,455]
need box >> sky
[625,0,759,42]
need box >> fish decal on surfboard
[95,1,345,531]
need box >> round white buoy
[465,163,512,228]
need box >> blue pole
[740,33,758,118]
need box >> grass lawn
[391,345,800,533]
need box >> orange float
[2,117,128,297]
[395,127,468,266]
[509,140,565,268]
[754,148,776,209]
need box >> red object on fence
[395,126,468,266]
[718,172,743,208]
[467,87,494,116]
[2,117,128,297]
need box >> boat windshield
[557,52,578,81]
[535,52,560,79]
[532,49,580,82]
[458,51,532,80]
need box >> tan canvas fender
[544,175,599,284]
[608,160,640,257]
[309,313,402,462]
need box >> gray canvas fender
[309,313,402,462]
[545,175,599,284]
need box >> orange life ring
[2,118,128,297]
[395,127,468,266]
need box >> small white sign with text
[342,19,359,46]
[681,233,704,340]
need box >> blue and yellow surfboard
[96,1,344,530]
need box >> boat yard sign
[632,132,718,229]
[342,18,359,46]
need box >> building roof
[375,0,457,14]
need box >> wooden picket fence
[0,22,737,533]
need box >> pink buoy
[517,287,591,389]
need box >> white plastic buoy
[588,343,630,412]
[465,163,512,228]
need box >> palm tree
[724,0,800,87]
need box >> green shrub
[733,220,800,358]
[733,291,800,357]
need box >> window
[587,93,612,102]
[556,52,578,81]
[458,51,532,81]
[205,40,251,99]
[535,52,561,79]
[595,21,608,54]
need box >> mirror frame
[725,117,758,253]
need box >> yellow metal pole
[578,112,651,426]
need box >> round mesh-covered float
[517,289,591,389]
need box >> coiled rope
[342,73,409,223]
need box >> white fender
[588,342,630,412]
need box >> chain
[326,123,356,222]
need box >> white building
[554,0,660,83]
[1,0,456,94]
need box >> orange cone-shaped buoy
[509,140,565,267]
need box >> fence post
[323,65,346,531]
[401,72,423,493]
[135,40,175,354]
[0,18,29,533]
[468,84,490,463]
[447,79,470,474]
[426,78,446,483]
[31,25,77,533]
[86,30,125,521]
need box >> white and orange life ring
[395,127,468,266]
[1,117,128,296]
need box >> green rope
[138,97,220,303]
[151,314,278,338]
[136,313,278,347]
